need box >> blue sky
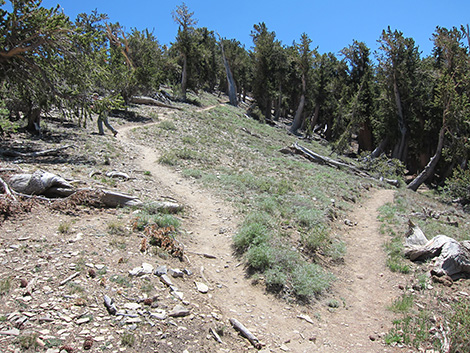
[39,0,470,57]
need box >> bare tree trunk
[370,136,389,158]
[307,104,320,136]
[358,120,373,152]
[26,107,41,133]
[181,54,188,101]
[220,39,238,106]
[407,124,445,191]
[264,97,272,121]
[392,73,407,161]
[290,74,306,134]
[274,83,282,121]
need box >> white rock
[160,274,173,286]
[123,303,141,310]
[0,328,20,336]
[141,262,154,274]
[150,311,167,320]
[195,281,209,294]
[76,317,90,325]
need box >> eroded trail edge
[120,121,403,353]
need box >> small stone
[20,278,28,288]
[154,265,167,276]
[124,317,142,324]
[95,264,105,270]
[76,317,91,325]
[369,334,377,341]
[141,262,154,274]
[195,282,209,294]
[172,291,184,301]
[160,274,173,286]
[0,328,20,336]
[61,315,73,323]
[150,311,167,320]
[168,305,190,317]
[169,268,184,278]
[124,303,141,310]
[69,233,83,243]
[143,298,154,306]
[280,344,290,351]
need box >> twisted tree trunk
[219,39,238,106]
[407,124,445,191]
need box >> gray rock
[160,274,173,286]
[154,265,167,276]
[169,268,184,278]
[168,305,190,317]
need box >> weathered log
[7,170,143,206]
[0,144,72,158]
[289,142,372,178]
[9,170,73,196]
[404,222,470,278]
[145,200,183,214]
[100,189,143,208]
[229,318,262,349]
[130,96,182,110]
[287,143,402,187]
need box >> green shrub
[441,166,470,205]
[297,208,324,230]
[291,262,334,299]
[388,294,414,313]
[121,333,135,347]
[385,312,432,348]
[233,222,270,251]
[158,152,178,166]
[158,120,177,131]
[359,153,405,180]
[133,212,180,231]
[265,266,288,291]
[301,224,329,252]
[246,244,274,271]
[0,277,11,296]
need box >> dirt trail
[315,189,404,352]
[118,119,405,352]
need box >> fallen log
[404,221,470,278]
[229,318,262,349]
[9,169,74,197]
[289,142,372,178]
[7,170,144,207]
[0,145,72,158]
[100,189,143,208]
[130,96,182,110]
[287,143,400,187]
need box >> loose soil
[0,103,411,352]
